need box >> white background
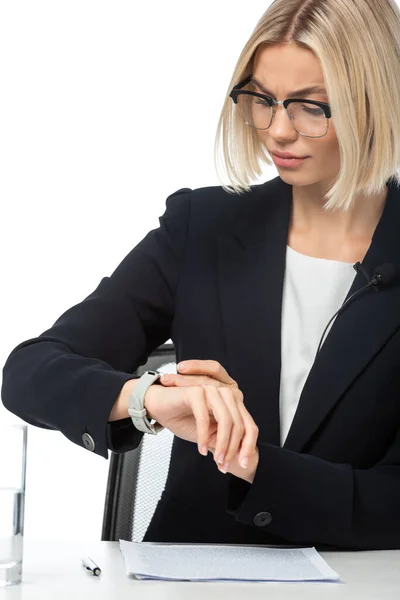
[0,1,275,541]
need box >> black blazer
[2,176,400,550]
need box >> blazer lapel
[284,176,400,452]
[218,175,400,452]
[217,177,292,446]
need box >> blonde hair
[214,0,400,211]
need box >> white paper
[119,540,340,582]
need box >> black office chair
[101,342,176,542]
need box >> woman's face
[251,43,341,192]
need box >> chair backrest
[101,342,176,542]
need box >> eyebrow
[251,76,327,99]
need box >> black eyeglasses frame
[229,74,332,135]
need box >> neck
[290,185,388,238]
[287,185,388,263]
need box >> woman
[3,0,400,550]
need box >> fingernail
[177,362,187,371]
[240,457,249,469]
[219,462,230,474]
[161,374,171,382]
[216,454,225,465]
[200,446,208,456]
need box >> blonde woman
[3,0,400,550]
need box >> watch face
[155,362,177,375]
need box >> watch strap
[128,370,165,435]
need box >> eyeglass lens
[236,92,328,137]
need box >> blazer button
[82,433,95,452]
[253,511,272,527]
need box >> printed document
[119,540,340,582]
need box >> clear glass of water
[0,423,27,586]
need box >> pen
[81,556,101,576]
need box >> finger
[178,360,237,386]
[217,387,245,464]
[186,386,211,456]
[202,385,233,467]
[160,373,215,387]
[236,401,259,469]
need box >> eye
[301,105,325,116]
[254,98,270,107]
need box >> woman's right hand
[144,383,259,471]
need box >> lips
[271,151,308,159]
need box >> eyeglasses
[230,74,332,138]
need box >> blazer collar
[218,176,400,451]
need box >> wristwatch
[128,370,165,434]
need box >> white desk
[0,540,399,599]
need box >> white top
[279,245,356,446]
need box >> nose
[269,103,296,136]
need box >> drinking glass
[0,423,27,586]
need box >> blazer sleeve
[226,430,400,550]
[1,187,192,459]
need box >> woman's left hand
[159,359,259,482]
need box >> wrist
[108,378,139,422]
[239,447,259,484]
[228,447,259,483]
[142,380,162,421]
